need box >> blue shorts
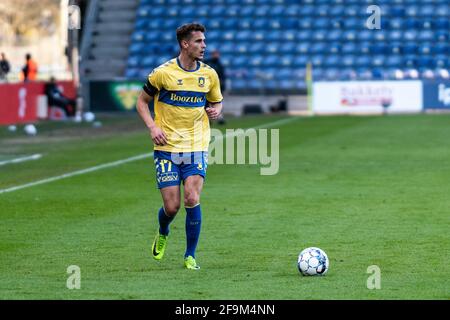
[153,151,208,189]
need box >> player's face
[186,31,206,61]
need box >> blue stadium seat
[341,43,357,54]
[127,56,140,68]
[312,30,327,41]
[388,31,403,42]
[293,68,306,79]
[435,18,450,30]
[355,56,371,68]
[436,31,449,42]
[329,5,344,17]
[323,68,340,80]
[328,43,341,54]
[311,55,325,68]
[370,43,388,55]
[314,18,330,29]
[371,68,384,80]
[434,43,449,55]
[389,42,402,54]
[299,5,314,16]
[435,55,449,68]
[371,56,385,67]
[299,18,313,29]
[405,5,419,17]
[255,5,271,16]
[311,43,327,54]
[131,31,146,42]
[141,56,156,68]
[235,30,252,41]
[404,55,418,68]
[129,43,144,54]
[418,30,434,41]
[356,68,373,80]
[297,31,311,41]
[390,6,405,17]
[386,55,402,67]
[280,42,296,54]
[125,68,139,79]
[324,56,340,68]
[327,30,343,42]
[418,56,435,68]
[294,56,310,68]
[418,44,432,55]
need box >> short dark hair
[176,23,206,46]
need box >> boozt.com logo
[170,93,204,104]
[438,84,450,106]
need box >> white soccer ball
[24,124,37,136]
[297,247,329,276]
[83,112,95,122]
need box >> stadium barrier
[0,81,75,125]
[83,80,447,115]
[423,80,450,110]
[89,81,143,112]
[312,81,423,115]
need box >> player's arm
[136,89,167,146]
[205,102,223,120]
[205,69,224,120]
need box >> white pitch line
[0,153,153,195]
[0,154,42,166]
[0,117,299,195]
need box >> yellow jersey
[143,58,223,152]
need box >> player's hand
[150,126,167,146]
[206,106,221,120]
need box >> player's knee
[184,193,199,207]
[164,204,180,216]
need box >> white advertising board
[313,81,423,114]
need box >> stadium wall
[423,81,450,110]
[80,80,450,116]
[88,80,308,115]
[313,81,423,115]
[0,81,75,125]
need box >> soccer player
[136,23,223,270]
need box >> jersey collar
[176,57,200,72]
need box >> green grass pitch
[0,113,449,299]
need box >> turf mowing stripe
[0,117,299,195]
[0,154,42,166]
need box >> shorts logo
[157,172,179,183]
[197,162,203,170]
[198,77,205,87]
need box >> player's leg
[180,152,208,269]
[152,152,182,260]
[183,175,204,269]
[152,187,181,261]
[159,185,181,234]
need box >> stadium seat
[126,0,450,91]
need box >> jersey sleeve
[206,69,223,103]
[143,68,163,96]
